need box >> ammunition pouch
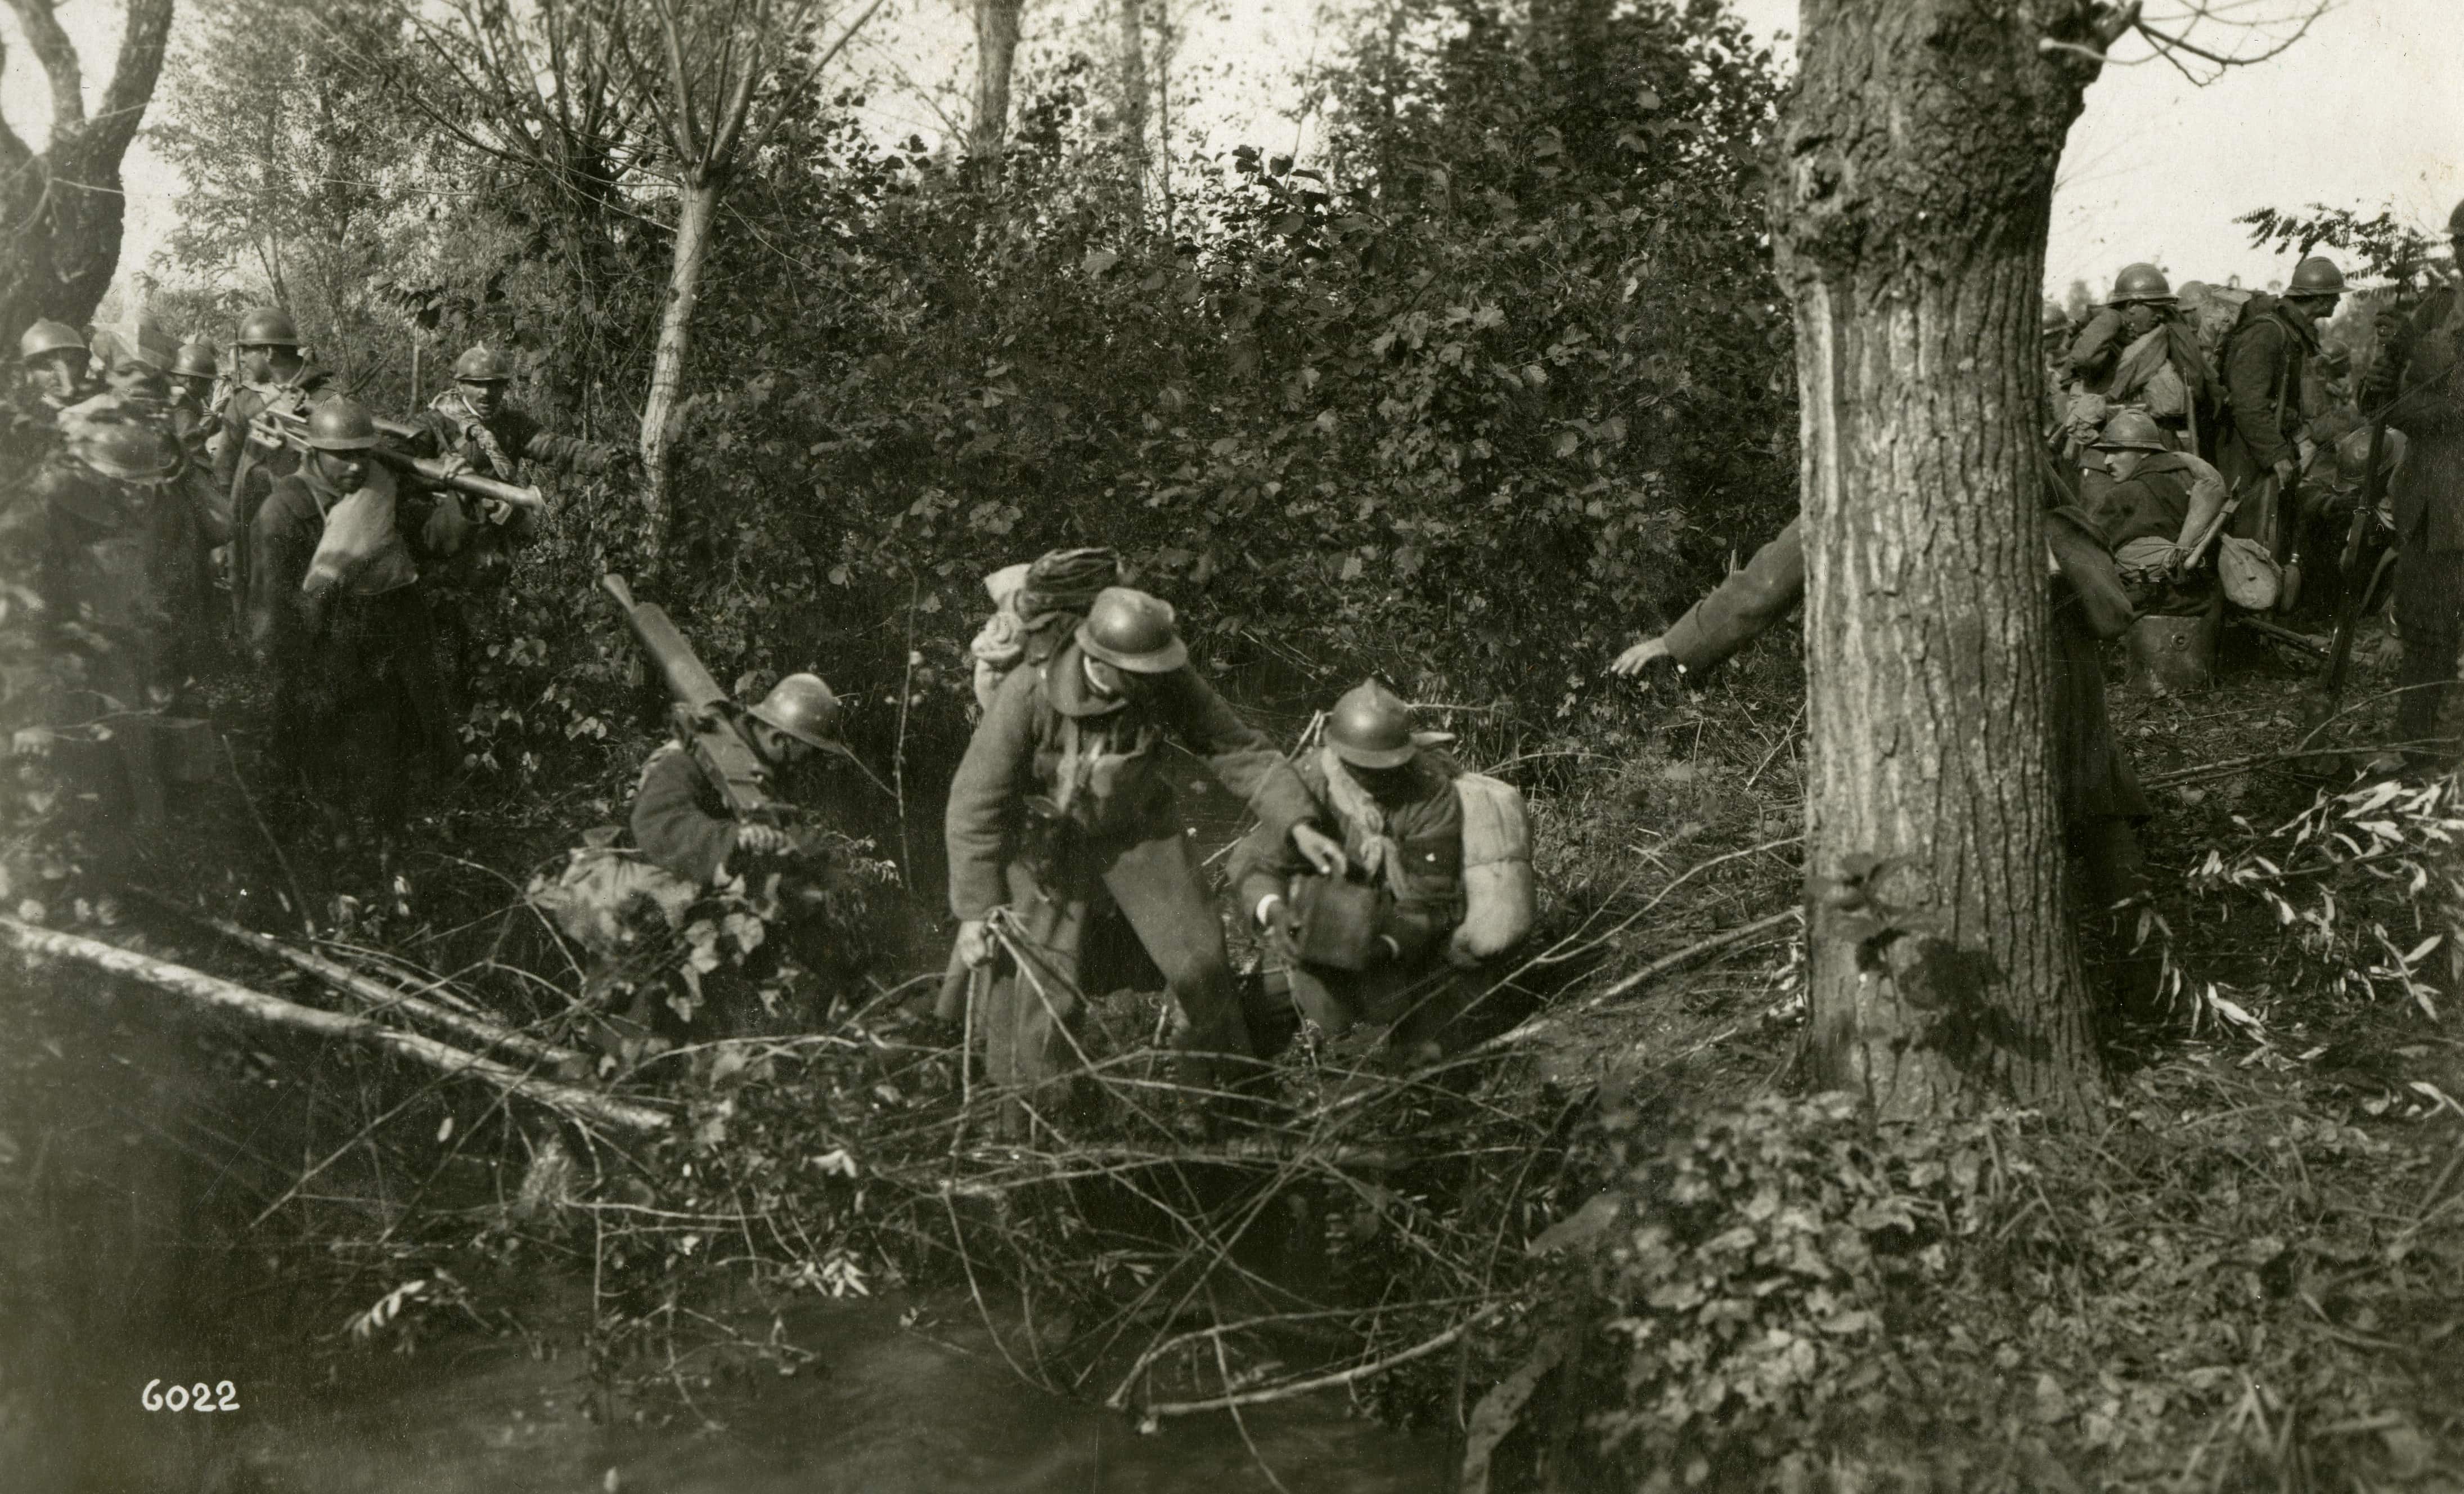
[1288,872,1391,973]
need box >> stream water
[23,1294,1443,1492]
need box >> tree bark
[971,0,1024,165]
[1116,0,1148,213]
[640,172,720,559]
[1777,0,2137,1120]
[0,0,177,333]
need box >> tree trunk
[1777,0,2135,1120]
[971,0,1024,166]
[640,172,721,562]
[0,0,177,333]
[1116,0,1148,213]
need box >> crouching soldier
[944,586,1345,1119]
[632,674,848,889]
[1229,681,1534,1066]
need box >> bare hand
[438,454,474,480]
[1290,822,1347,879]
[1608,636,1673,677]
[11,727,55,759]
[955,918,994,968]
[2272,457,2298,491]
[1444,927,1485,970]
[735,823,792,858]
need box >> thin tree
[970,0,1023,167]
[1778,0,2323,1119]
[1,0,177,332]
[1115,0,1145,212]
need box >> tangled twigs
[127,887,585,1067]
[3,917,670,1133]
[1136,1303,1509,1420]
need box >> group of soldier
[3,308,627,849]
[7,198,2458,1099]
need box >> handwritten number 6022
[141,1380,237,1411]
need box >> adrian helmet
[2107,263,2175,306]
[748,673,846,751]
[302,398,382,451]
[235,307,301,348]
[1076,587,1189,674]
[1325,680,1418,769]
[453,344,515,382]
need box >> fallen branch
[2233,616,2330,659]
[4,917,668,1134]
[128,889,584,1067]
[1139,1302,1507,1420]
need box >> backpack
[966,548,1123,709]
[2174,281,2252,376]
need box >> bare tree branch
[91,0,177,161]
[2,0,87,137]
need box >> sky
[4,0,2457,307]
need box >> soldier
[2066,263,2222,455]
[168,342,221,445]
[631,674,852,889]
[2361,198,2464,770]
[2090,410,2229,605]
[943,586,1344,1111]
[1227,680,1521,1064]
[408,343,631,691]
[2217,256,2346,558]
[24,422,190,827]
[1610,504,2150,919]
[217,308,334,623]
[7,321,94,482]
[244,399,450,848]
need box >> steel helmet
[453,344,514,382]
[748,673,845,751]
[77,422,182,482]
[2093,409,2171,452]
[2285,257,2345,300]
[1327,680,1417,769]
[2108,263,2174,305]
[18,320,85,364]
[2040,303,2071,335]
[1076,586,1188,674]
[172,341,219,379]
[236,307,301,348]
[2447,198,2464,237]
[302,398,382,451]
[2331,426,2407,490]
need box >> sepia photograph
[1,0,2458,1488]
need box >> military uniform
[1227,744,1476,1053]
[2367,278,2464,766]
[2217,289,2335,558]
[245,438,451,840]
[945,625,1318,1096]
[1657,511,2150,908]
[2093,450,2227,617]
[217,363,335,625]
[631,744,748,888]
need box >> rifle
[600,575,815,853]
[249,407,547,514]
[2321,418,2393,705]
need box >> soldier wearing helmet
[168,341,222,442]
[2217,256,2346,562]
[15,320,95,419]
[2089,409,2229,612]
[21,420,195,828]
[2060,264,2223,498]
[1226,680,1514,1061]
[216,307,336,625]
[943,585,1344,1111]
[630,672,862,888]
[244,397,451,847]
[2357,198,2464,769]
[411,343,630,488]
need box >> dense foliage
[147,0,1793,791]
